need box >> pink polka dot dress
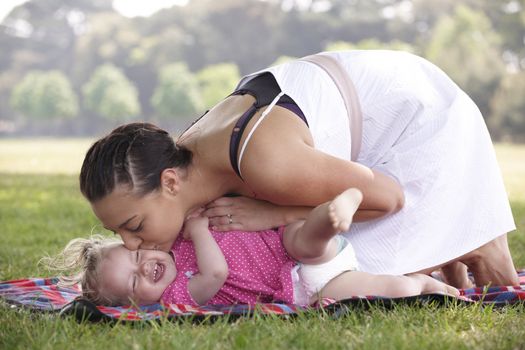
[160,227,296,305]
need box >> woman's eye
[129,223,143,233]
[132,276,137,291]
[136,250,139,262]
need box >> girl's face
[100,244,177,305]
[91,185,184,252]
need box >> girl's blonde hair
[40,234,124,306]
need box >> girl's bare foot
[328,188,363,232]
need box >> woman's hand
[203,196,311,231]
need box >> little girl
[47,188,458,306]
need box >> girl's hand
[182,214,209,240]
[203,196,310,231]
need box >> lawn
[1,139,524,350]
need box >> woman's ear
[160,168,180,195]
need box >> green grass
[1,139,525,350]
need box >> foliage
[197,63,240,108]
[151,62,203,119]
[82,64,141,121]
[271,56,298,66]
[0,0,523,140]
[425,4,505,118]
[10,70,78,120]
[326,39,417,53]
[490,70,525,142]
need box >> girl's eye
[132,276,137,291]
[136,250,139,263]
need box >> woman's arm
[204,185,401,232]
[241,129,404,216]
[184,216,228,305]
[204,108,404,231]
[204,196,312,231]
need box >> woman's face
[91,185,183,252]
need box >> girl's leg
[315,271,459,303]
[283,188,363,265]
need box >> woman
[80,50,517,288]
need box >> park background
[1,1,525,349]
[0,0,524,141]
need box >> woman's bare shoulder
[238,108,336,205]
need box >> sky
[0,0,188,22]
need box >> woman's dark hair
[80,122,192,202]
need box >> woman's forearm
[205,167,405,232]
[278,203,394,224]
[363,169,405,216]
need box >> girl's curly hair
[40,234,124,306]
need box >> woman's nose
[119,231,143,251]
[138,242,157,250]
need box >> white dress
[239,50,516,275]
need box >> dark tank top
[228,73,308,179]
[179,73,308,181]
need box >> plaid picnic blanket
[2,272,525,322]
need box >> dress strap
[300,53,363,161]
[237,91,285,178]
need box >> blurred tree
[425,4,506,118]
[0,0,116,125]
[140,6,193,67]
[2,0,114,74]
[409,0,457,39]
[326,39,417,53]
[196,63,240,108]
[271,55,298,66]
[327,0,402,43]
[0,0,523,139]
[72,13,137,88]
[180,0,286,73]
[82,64,140,121]
[490,70,525,142]
[72,12,158,118]
[151,63,203,120]
[463,0,525,68]
[10,70,78,120]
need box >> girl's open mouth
[153,263,164,282]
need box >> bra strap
[237,91,285,179]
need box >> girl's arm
[184,215,228,305]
